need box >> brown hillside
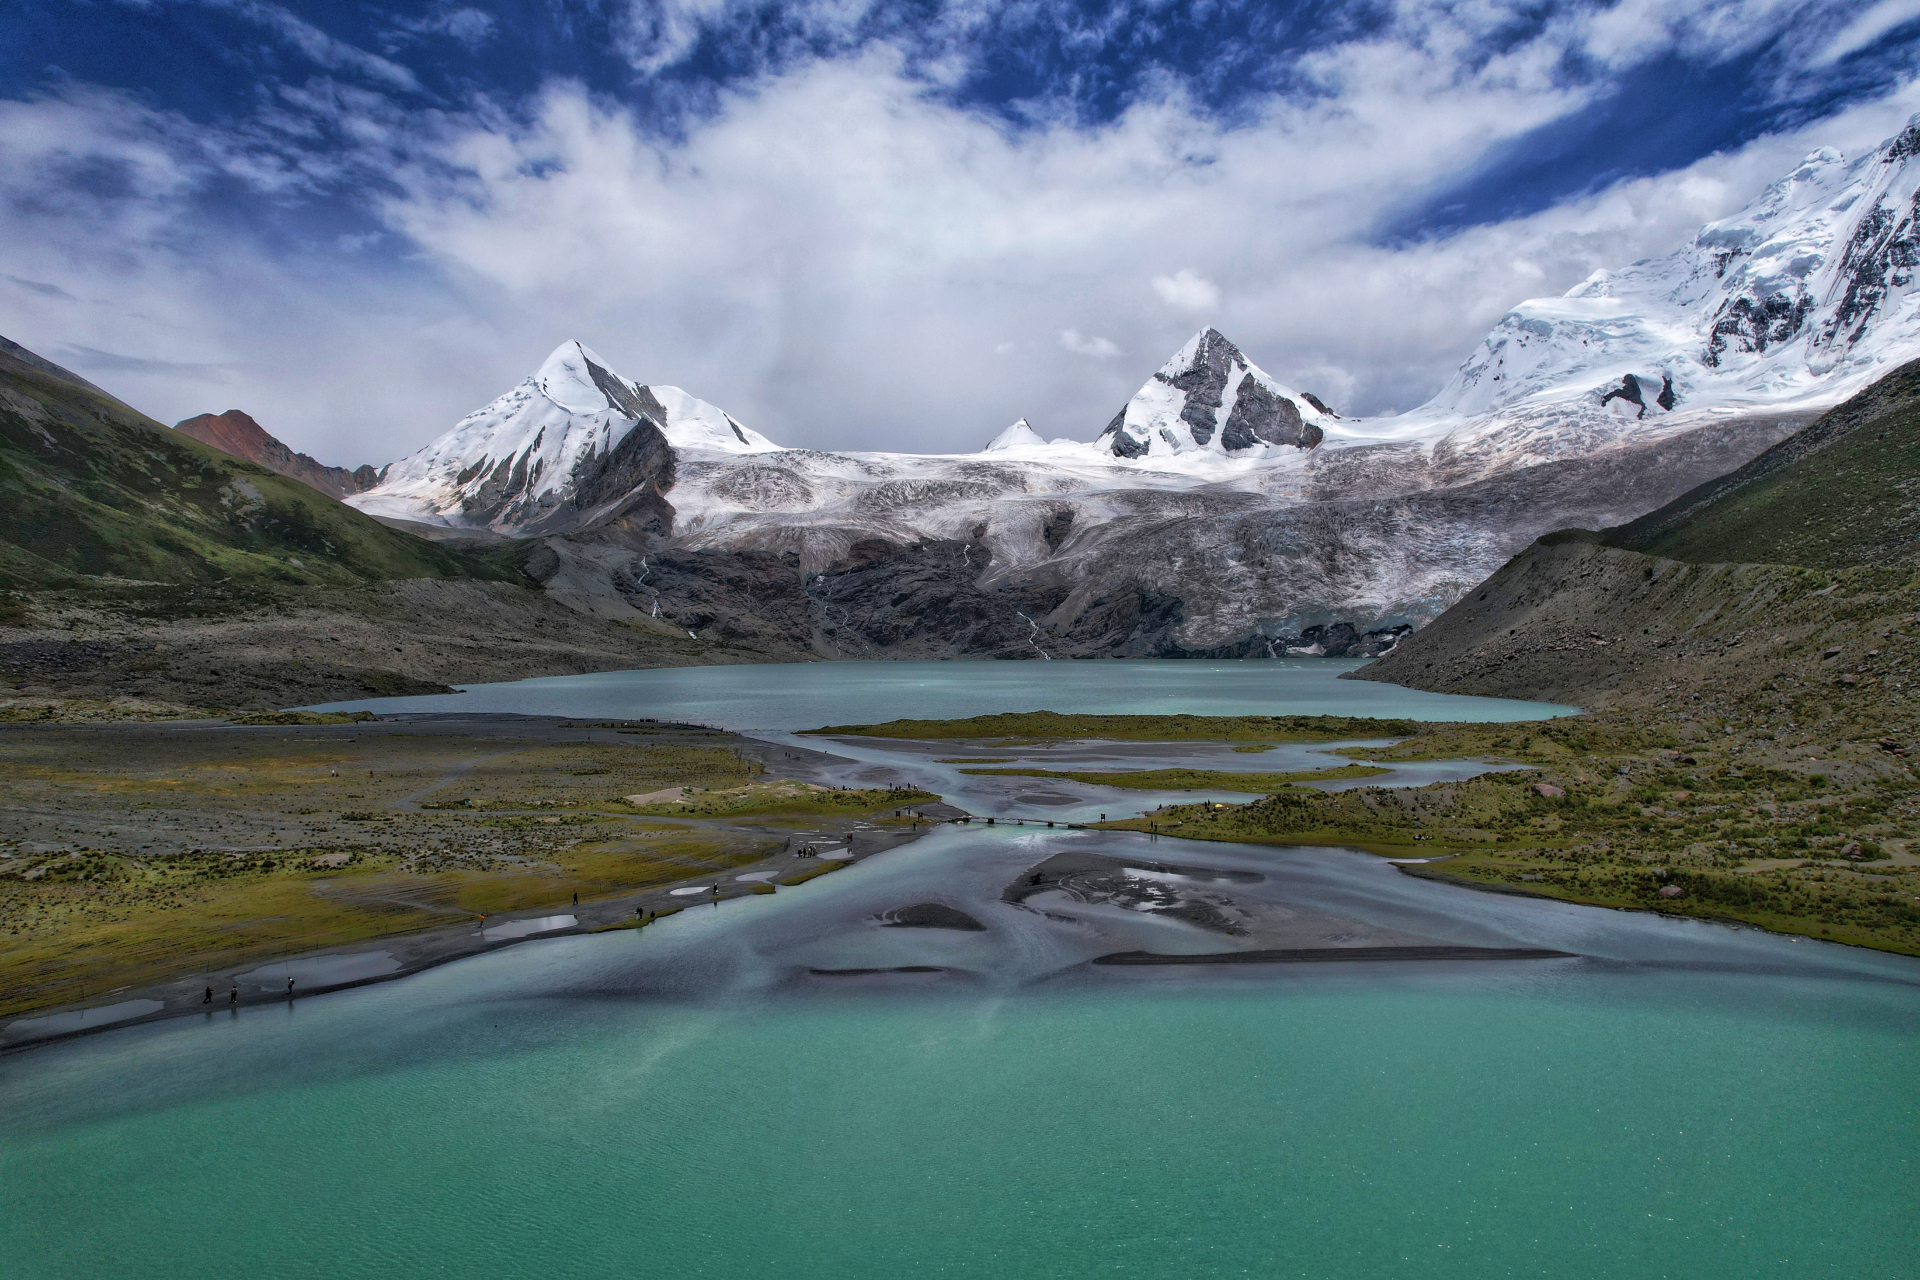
[175,409,379,500]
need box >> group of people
[201,975,295,1007]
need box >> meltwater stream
[4,662,1915,1278]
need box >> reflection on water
[479,914,577,941]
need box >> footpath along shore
[0,739,969,1054]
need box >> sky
[4,1,1920,465]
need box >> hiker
[202,985,213,1004]
[572,892,578,905]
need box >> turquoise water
[3,825,1916,1279]
[6,665,1914,1277]
[1,954,1914,1278]
[310,657,1579,730]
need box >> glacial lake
[5,661,1916,1278]
[309,656,1581,730]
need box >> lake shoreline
[0,788,964,1055]
[0,715,969,1054]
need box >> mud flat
[1092,945,1575,965]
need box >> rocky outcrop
[1351,359,1920,708]
[1598,373,1679,419]
[174,410,378,501]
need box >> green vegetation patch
[228,710,375,726]
[623,781,937,818]
[1093,713,1920,955]
[0,723,799,1018]
[0,342,524,591]
[776,859,850,887]
[804,711,1423,742]
[955,763,1392,791]
[1608,358,1920,570]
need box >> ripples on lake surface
[7,663,1914,1278]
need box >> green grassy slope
[0,335,519,589]
[1604,357,1920,568]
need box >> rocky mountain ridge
[337,118,1920,659]
[174,410,380,501]
[0,335,802,712]
[1354,355,1920,707]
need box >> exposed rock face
[1098,328,1326,459]
[1041,508,1075,551]
[504,403,1799,660]
[1350,360,1920,708]
[174,410,377,501]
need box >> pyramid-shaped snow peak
[345,340,779,535]
[1097,329,1326,460]
[982,418,1047,452]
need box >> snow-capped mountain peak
[1414,115,1920,448]
[347,339,779,534]
[1098,327,1326,459]
[534,339,625,414]
[983,418,1047,452]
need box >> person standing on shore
[202,986,213,1004]
[286,976,295,999]
[228,985,237,1007]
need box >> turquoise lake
[4,661,1915,1278]
[308,656,1581,730]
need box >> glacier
[347,116,1920,659]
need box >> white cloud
[1814,0,1920,64]
[217,0,423,93]
[1,11,1918,466]
[404,6,498,47]
[1059,328,1122,358]
[1151,269,1220,311]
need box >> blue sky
[4,0,1919,460]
